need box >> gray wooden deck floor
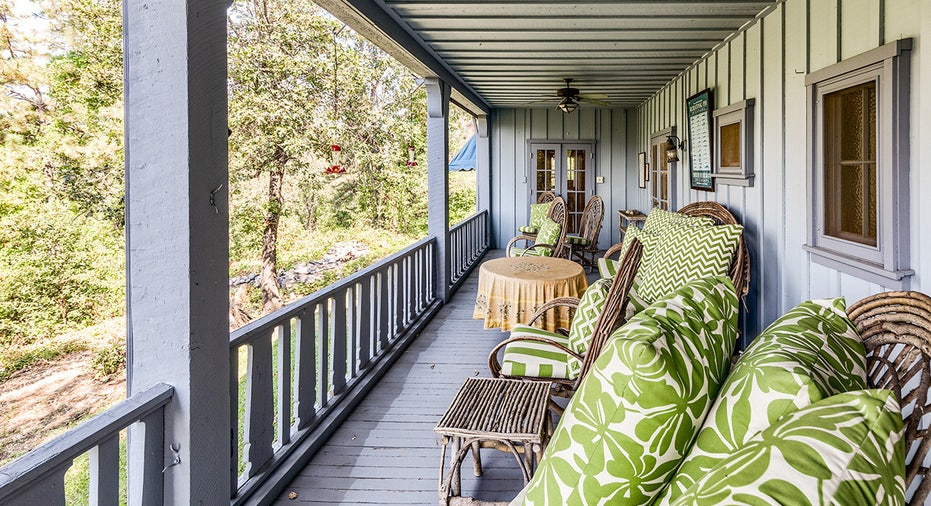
[277,250,549,505]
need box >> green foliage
[90,339,125,379]
[0,339,86,382]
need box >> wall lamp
[664,135,686,163]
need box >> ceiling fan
[550,78,610,113]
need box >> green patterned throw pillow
[668,389,906,506]
[520,276,739,505]
[657,297,868,503]
[529,203,548,228]
[636,224,742,303]
[535,217,560,249]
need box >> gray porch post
[426,78,451,302]
[123,0,230,503]
[474,115,492,246]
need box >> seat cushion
[636,224,742,303]
[520,276,739,505]
[500,326,575,379]
[565,234,590,246]
[517,225,538,234]
[667,389,905,506]
[658,297,868,503]
[509,247,548,257]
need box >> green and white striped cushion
[597,257,619,278]
[500,279,612,379]
[500,326,575,379]
[668,389,905,506]
[565,235,590,246]
[637,224,742,303]
[517,225,539,234]
[509,247,548,257]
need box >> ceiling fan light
[558,98,578,114]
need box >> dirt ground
[0,320,126,465]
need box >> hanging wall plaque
[686,88,715,191]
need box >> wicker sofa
[503,285,931,506]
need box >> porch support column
[124,0,230,503]
[425,77,451,302]
[474,115,492,245]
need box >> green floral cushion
[535,217,560,249]
[668,389,906,506]
[636,224,742,303]
[642,207,714,235]
[520,276,739,505]
[657,297,868,503]
[529,203,549,228]
[501,278,613,380]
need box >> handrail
[230,238,438,502]
[449,210,489,291]
[0,383,174,504]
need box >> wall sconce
[557,97,578,114]
[664,135,685,163]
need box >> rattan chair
[600,201,750,301]
[506,196,569,258]
[847,291,931,506]
[567,195,605,272]
[489,239,643,403]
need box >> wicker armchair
[567,195,605,272]
[600,201,750,301]
[506,197,569,258]
[489,239,643,402]
[847,291,931,505]
[516,191,558,239]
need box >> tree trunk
[260,156,285,314]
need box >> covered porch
[2,0,931,504]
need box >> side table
[617,209,647,240]
[434,377,551,505]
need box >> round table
[472,256,588,332]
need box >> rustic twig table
[434,377,552,506]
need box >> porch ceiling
[317,1,778,111]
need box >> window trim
[804,39,913,289]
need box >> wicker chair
[567,195,605,272]
[506,196,569,258]
[489,238,643,403]
[600,201,750,301]
[847,291,931,505]
[516,191,558,239]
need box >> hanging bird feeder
[406,145,418,167]
[327,144,344,174]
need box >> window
[650,129,675,210]
[712,99,754,186]
[804,39,913,288]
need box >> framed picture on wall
[686,88,715,191]
[637,151,647,188]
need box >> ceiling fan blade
[577,93,609,100]
[579,97,612,106]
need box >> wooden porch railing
[0,217,491,505]
[0,383,174,505]
[449,210,489,291]
[229,237,438,503]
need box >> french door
[530,142,594,234]
[650,130,675,210]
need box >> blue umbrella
[448,135,476,171]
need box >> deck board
[275,250,539,505]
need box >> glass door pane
[564,146,590,234]
[532,145,559,202]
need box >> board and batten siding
[633,0,931,342]
[489,108,635,251]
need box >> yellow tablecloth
[473,256,588,332]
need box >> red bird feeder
[327,144,345,174]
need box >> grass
[0,340,88,383]
[63,432,128,505]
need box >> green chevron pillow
[520,276,738,505]
[643,207,714,235]
[567,278,612,356]
[657,297,868,503]
[667,389,905,506]
[637,224,742,303]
